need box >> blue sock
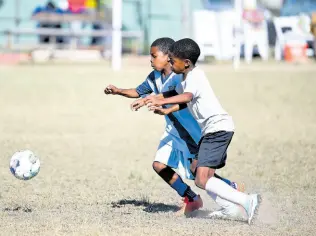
[170,177,188,197]
[221,177,232,185]
[214,173,232,186]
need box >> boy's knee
[153,162,177,184]
[152,161,166,173]
[194,168,209,189]
[194,177,206,189]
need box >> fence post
[112,0,122,71]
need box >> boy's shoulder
[146,70,156,82]
[192,66,206,76]
[147,70,183,82]
[147,70,162,82]
[187,67,207,82]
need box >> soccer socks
[214,173,232,185]
[170,177,187,196]
[214,173,245,192]
[157,165,198,202]
[171,177,197,202]
[184,186,198,202]
[208,191,236,210]
[205,177,249,209]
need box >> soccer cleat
[231,181,245,192]
[176,195,203,216]
[246,194,261,225]
[209,204,247,222]
[176,196,190,216]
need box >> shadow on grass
[2,206,32,213]
[111,199,180,213]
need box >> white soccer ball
[9,150,40,180]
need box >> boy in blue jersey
[105,38,244,216]
[139,38,261,224]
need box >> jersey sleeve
[183,75,200,99]
[136,79,153,97]
[136,71,156,97]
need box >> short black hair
[169,38,200,65]
[151,37,175,54]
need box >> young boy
[105,37,244,217]
[139,38,260,224]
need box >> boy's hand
[144,95,163,107]
[104,85,120,95]
[131,98,146,111]
[149,106,171,115]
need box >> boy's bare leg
[190,159,244,192]
[195,167,249,206]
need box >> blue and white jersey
[136,70,201,154]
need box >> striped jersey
[136,70,201,154]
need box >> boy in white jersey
[141,38,261,224]
[105,38,244,216]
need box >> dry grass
[0,60,316,236]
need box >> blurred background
[0,0,315,68]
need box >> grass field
[0,60,316,236]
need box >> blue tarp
[281,0,316,16]
[202,0,234,11]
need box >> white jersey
[176,67,234,136]
[136,70,201,154]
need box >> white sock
[205,177,249,209]
[208,192,247,220]
[208,191,236,210]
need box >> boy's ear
[184,59,191,69]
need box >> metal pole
[182,0,190,38]
[15,0,20,45]
[96,0,101,12]
[112,0,122,70]
[143,0,151,54]
[233,0,243,69]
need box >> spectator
[242,0,269,63]
[67,0,86,13]
[32,1,65,44]
[67,0,86,46]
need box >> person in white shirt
[242,1,269,64]
[105,37,244,217]
[138,38,261,224]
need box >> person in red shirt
[68,0,86,13]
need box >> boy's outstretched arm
[148,104,180,115]
[144,93,193,107]
[104,85,140,98]
[162,90,178,98]
[131,97,146,111]
[131,93,184,112]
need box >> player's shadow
[2,205,32,213]
[111,199,179,213]
[111,199,235,221]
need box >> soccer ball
[9,150,40,180]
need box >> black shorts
[195,131,234,169]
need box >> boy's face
[150,46,169,71]
[169,52,189,74]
